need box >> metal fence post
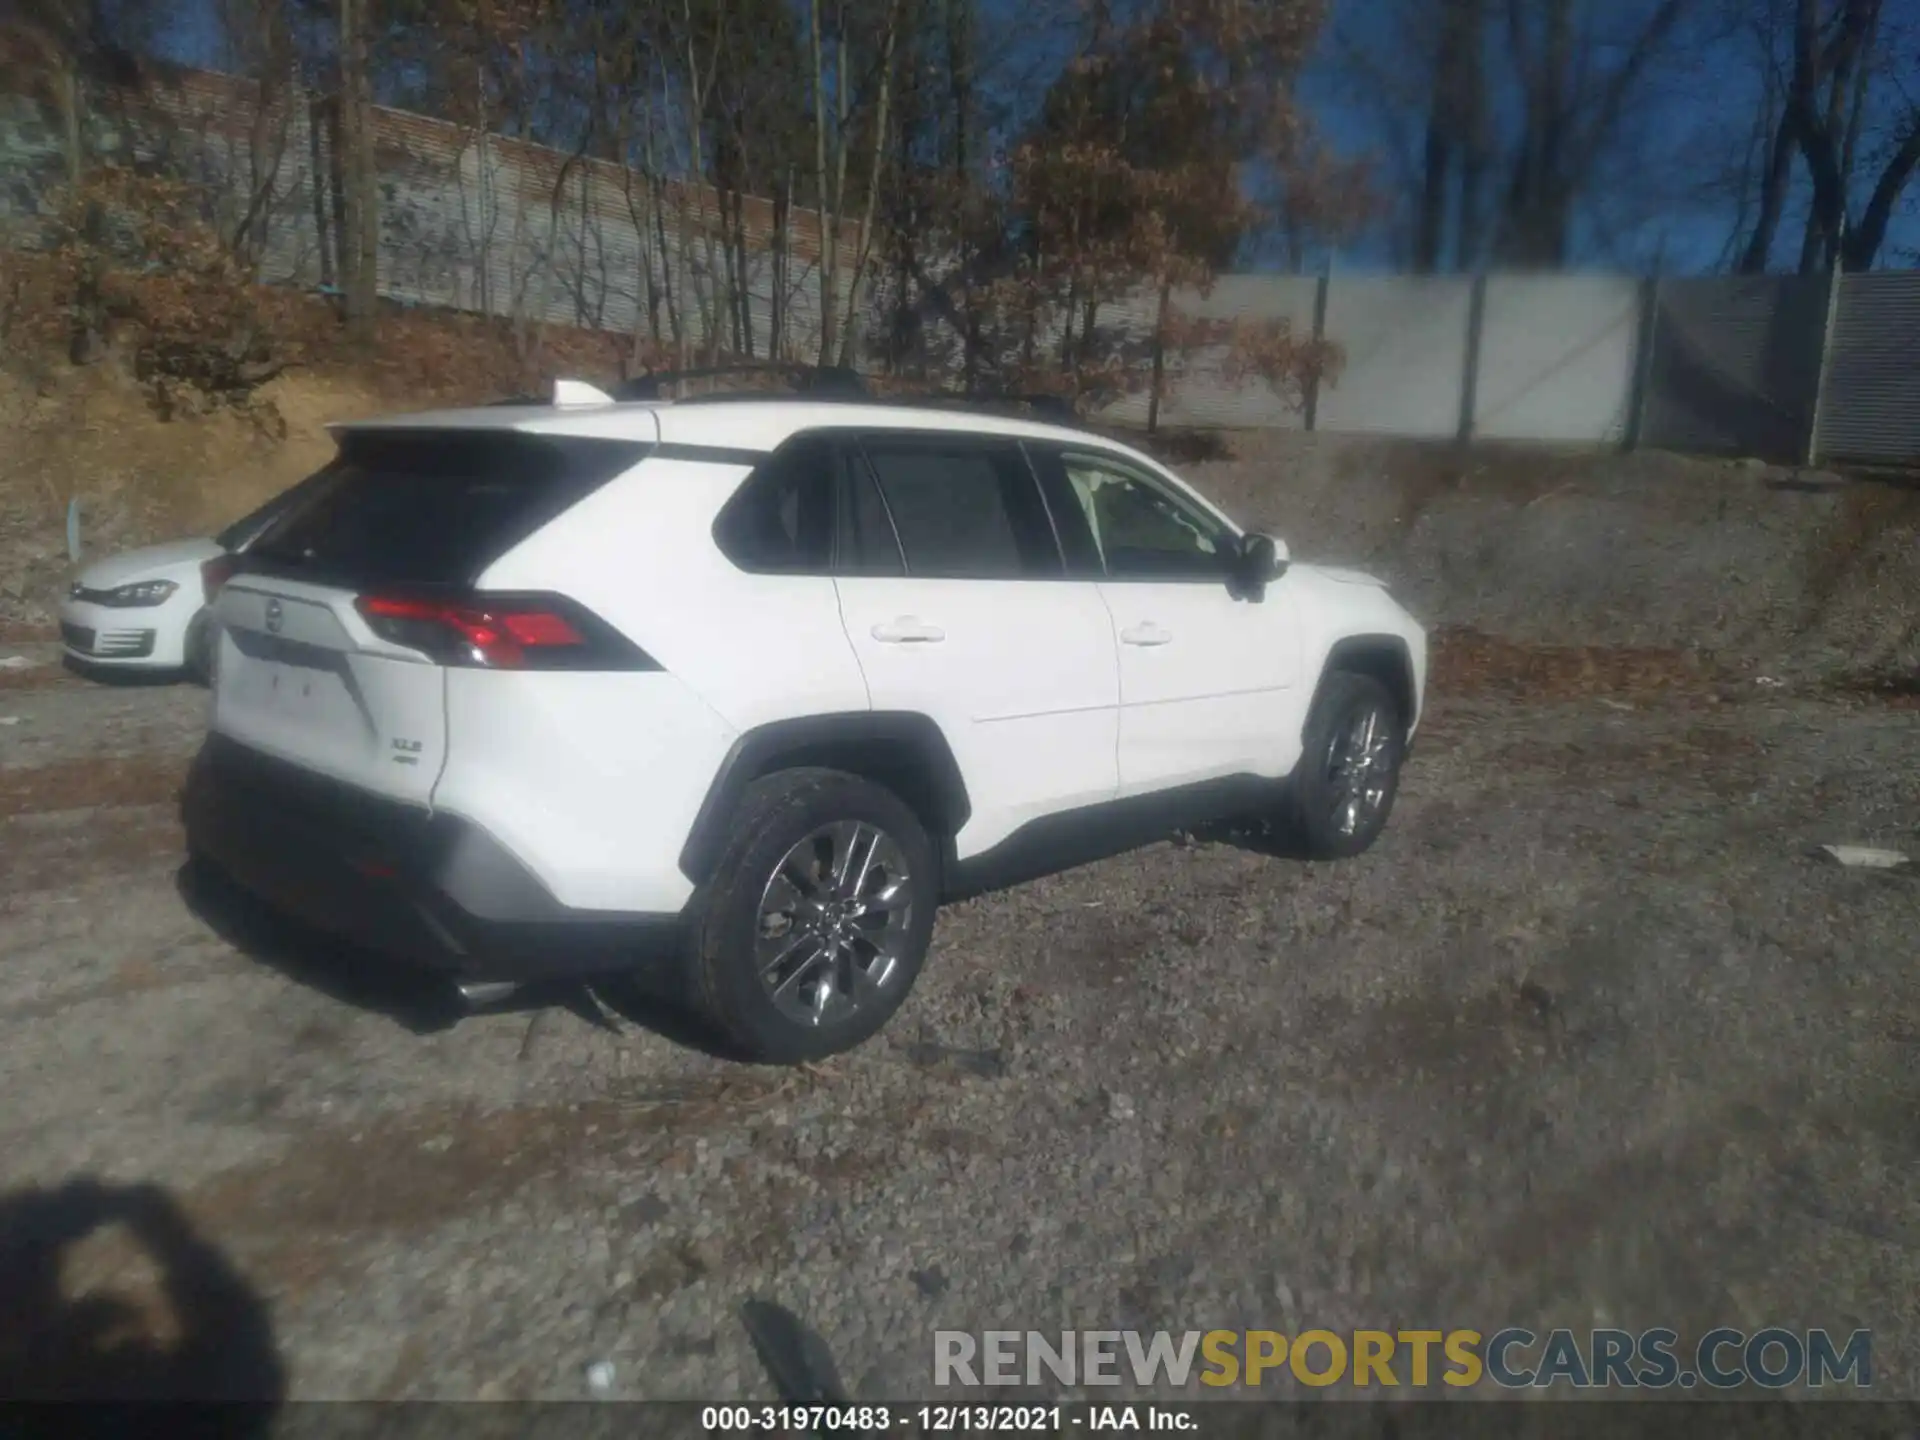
[1304,256,1331,433]
[1805,249,1845,468]
[1625,274,1661,451]
[1457,270,1488,444]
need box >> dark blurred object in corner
[0,1177,285,1439]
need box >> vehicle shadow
[1186,816,1315,861]
[0,1176,285,1428]
[60,656,197,688]
[174,857,740,1058]
[174,858,465,1035]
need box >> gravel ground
[0,644,1914,1404]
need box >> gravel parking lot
[2,423,1916,1405]
[1,628,1914,1402]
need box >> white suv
[182,377,1427,1063]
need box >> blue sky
[146,0,1917,277]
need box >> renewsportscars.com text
[934,1327,1873,1391]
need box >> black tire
[689,767,939,1064]
[1282,670,1406,860]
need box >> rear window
[246,430,649,586]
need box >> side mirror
[1234,532,1289,586]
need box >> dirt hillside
[1185,431,1920,689]
[0,365,385,638]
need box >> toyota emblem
[264,598,284,634]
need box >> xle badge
[392,738,424,766]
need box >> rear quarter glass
[243,430,650,588]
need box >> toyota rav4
[182,378,1427,1063]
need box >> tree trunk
[1415,0,1481,273]
[1738,110,1796,273]
[641,92,680,353]
[772,168,792,360]
[308,95,335,290]
[836,0,904,370]
[58,63,84,185]
[654,181,684,356]
[1415,123,1451,276]
[809,0,841,367]
[1842,122,1920,271]
[337,0,379,343]
[947,0,977,390]
[1145,275,1172,433]
[1021,203,1045,376]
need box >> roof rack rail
[612,364,870,401]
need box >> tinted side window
[1023,443,1105,579]
[1058,451,1230,582]
[838,456,906,575]
[712,437,837,573]
[859,439,1060,579]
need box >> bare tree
[1737,0,1920,272]
[1413,0,1486,272]
[334,0,379,340]
[1325,0,1703,270]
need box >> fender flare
[677,711,972,885]
[1304,634,1420,734]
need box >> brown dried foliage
[33,167,302,410]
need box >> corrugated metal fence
[1815,271,1920,464]
[1,64,1916,462]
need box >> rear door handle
[871,618,945,644]
[1120,623,1173,647]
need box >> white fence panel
[1316,277,1472,439]
[1473,275,1640,443]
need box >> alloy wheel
[754,821,916,1026]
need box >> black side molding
[941,772,1289,903]
[677,712,972,886]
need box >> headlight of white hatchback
[102,579,180,607]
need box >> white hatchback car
[60,535,225,674]
[61,479,326,680]
[183,376,1427,1062]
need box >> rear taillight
[352,592,658,671]
[201,554,238,603]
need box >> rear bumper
[182,735,686,983]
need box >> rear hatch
[213,426,652,804]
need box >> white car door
[830,432,1121,861]
[1032,445,1303,797]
